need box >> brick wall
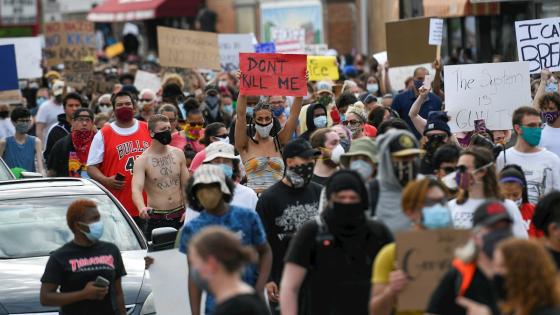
[207,0,236,33]
[326,2,357,56]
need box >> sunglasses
[187,122,204,127]
[98,103,111,107]
[424,198,447,207]
[442,167,456,175]
[214,134,228,139]
[139,98,153,103]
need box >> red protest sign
[239,53,307,96]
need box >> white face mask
[514,198,523,207]
[218,136,230,144]
[255,122,273,138]
[330,144,345,164]
[99,105,112,114]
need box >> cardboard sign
[148,250,190,315]
[157,26,220,70]
[396,229,470,311]
[255,42,276,53]
[64,61,94,89]
[307,56,339,81]
[515,17,560,73]
[134,70,162,93]
[429,18,444,46]
[218,34,255,72]
[444,61,532,132]
[0,37,42,79]
[44,21,96,66]
[271,27,305,54]
[386,18,438,67]
[105,42,124,58]
[239,53,307,96]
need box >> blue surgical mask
[80,220,104,242]
[220,164,233,178]
[36,97,47,107]
[246,106,254,117]
[350,159,373,180]
[520,126,542,147]
[313,115,327,128]
[367,83,379,94]
[421,204,451,229]
[340,114,346,122]
[223,104,233,115]
[272,107,285,117]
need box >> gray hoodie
[375,129,420,233]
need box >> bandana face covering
[393,159,418,187]
[184,124,203,140]
[542,111,560,125]
[72,130,95,164]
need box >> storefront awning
[423,0,500,17]
[87,0,201,22]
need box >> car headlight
[140,292,156,315]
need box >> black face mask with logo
[286,162,314,188]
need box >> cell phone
[474,119,487,133]
[545,81,559,93]
[423,74,433,90]
[115,173,125,181]
[94,276,110,288]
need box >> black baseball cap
[473,200,513,227]
[389,132,424,157]
[284,138,320,159]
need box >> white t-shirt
[0,118,14,139]
[87,120,140,166]
[449,198,528,238]
[184,183,258,224]
[35,99,63,140]
[496,147,560,204]
[540,124,560,157]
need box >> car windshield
[0,195,143,259]
[0,160,13,181]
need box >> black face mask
[205,95,220,108]
[325,202,365,228]
[393,159,419,187]
[0,111,8,119]
[286,162,314,188]
[425,134,447,154]
[152,130,172,145]
[492,274,507,301]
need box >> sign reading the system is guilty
[239,53,307,96]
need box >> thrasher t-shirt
[40,241,126,315]
[256,181,322,285]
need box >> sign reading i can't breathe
[515,17,560,73]
[239,53,307,96]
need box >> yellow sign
[105,42,124,59]
[307,56,339,81]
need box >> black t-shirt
[427,266,500,315]
[212,293,270,315]
[48,135,73,177]
[256,180,322,285]
[41,241,127,315]
[548,248,560,270]
[284,219,393,315]
[311,174,328,186]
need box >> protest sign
[0,37,42,79]
[157,26,220,70]
[64,61,94,89]
[515,17,560,73]
[147,249,190,315]
[105,42,124,59]
[239,53,307,96]
[271,27,305,54]
[373,51,388,65]
[429,18,444,46]
[44,21,96,66]
[386,18,438,67]
[396,229,470,311]
[387,63,432,91]
[256,42,276,53]
[304,44,328,56]
[0,44,21,103]
[307,56,339,81]
[444,61,532,133]
[218,34,255,72]
[134,70,162,93]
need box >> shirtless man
[132,114,189,239]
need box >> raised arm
[532,69,552,110]
[234,94,249,152]
[278,96,302,145]
[409,87,429,134]
[432,59,444,100]
[381,61,393,95]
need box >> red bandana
[71,130,95,164]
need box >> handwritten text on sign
[44,21,96,66]
[239,53,307,96]
[307,56,339,81]
[515,17,560,73]
[444,62,531,133]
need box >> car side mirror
[148,227,178,252]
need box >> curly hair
[456,147,501,205]
[498,239,560,315]
[538,92,560,112]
